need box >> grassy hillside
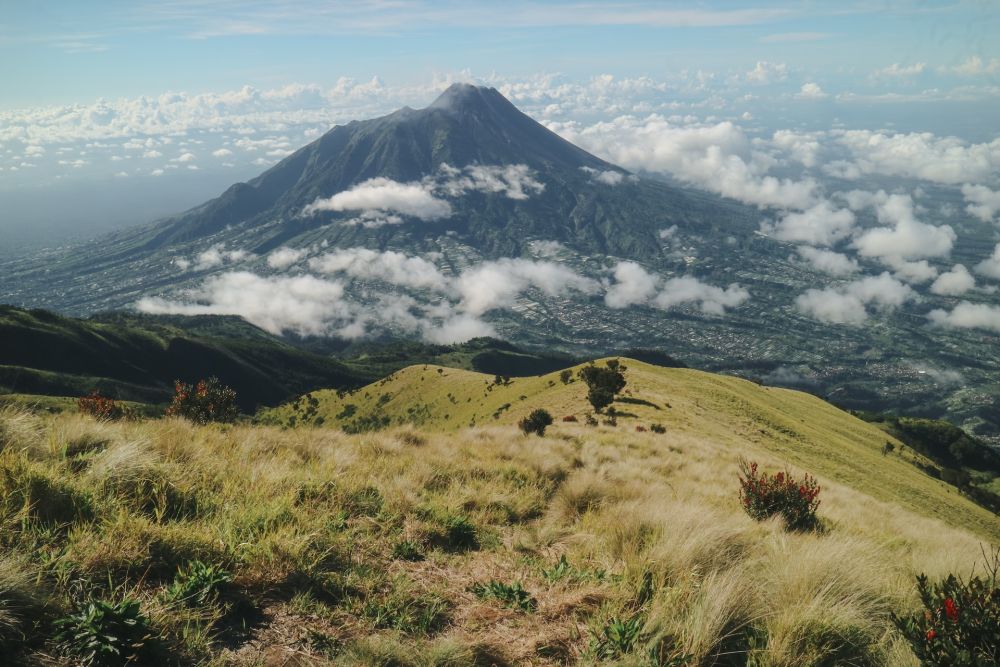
[263,359,1000,542]
[1,386,997,664]
[0,306,366,410]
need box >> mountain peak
[427,83,510,114]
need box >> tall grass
[0,405,993,664]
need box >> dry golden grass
[0,361,997,664]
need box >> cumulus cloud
[763,201,855,246]
[962,184,1000,222]
[833,131,1000,185]
[974,243,1000,279]
[581,166,625,185]
[303,177,451,220]
[267,246,310,269]
[212,148,234,157]
[872,62,926,78]
[745,61,788,84]
[796,246,859,276]
[173,152,196,163]
[603,261,749,315]
[930,264,976,296]
[302,163,544,222]
[947,56,1000,77]
[795,272,915,324]
[456,258,599,315]
[309,248,448,290]
[928,302,1000,333]
[192,245,254,270]
[846,191,955,264]
[553,115,818,209]
[795,83,828,100]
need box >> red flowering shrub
[165,377,238,424]
[562,415,578,423]
[737,458,820,530]
[893,547,1000,666]
[77,391,136,421]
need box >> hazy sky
[2,1,999,248]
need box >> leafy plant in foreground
[469,580,537,612]
[165,560,233,607]
[738,458,820,530]
[590,613,645,660]
[893,546,1000,666]
[54,597,156,666]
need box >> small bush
[562,415,578,423]
[559,369,573,384]
[650,423,666,434]
[578,363,627,413]
[78,391,136,422]
[519,409,553,436]
[165,377,238,424]
[469,580,537,612]
[893,547,1000,666]
[165,560,233,607]
[738,458,820,530]
[55,597,157,666]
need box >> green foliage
[165,377,238,424]
[518,408,553,436]
[541,555,607,583]
[650,423,667,434]
[893,547,1000,666]
[559,369,573,384]
[165,560,233,607]
[578,361,627,413]
[361,587,450,635]
[469,580,537,612]
[590,613,645,660]
[391,540,425,562]
[54,597,156,666]
[738,458,821,531]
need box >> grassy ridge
[1,394,997,664]
[263,359,1000,542]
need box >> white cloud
[763,201,855,246]
[872,63,926,78]
[974,243,1000,279]
[581,166,625,185]
[603,261,748,315]
[173,152,196,163]
[24,145,45,157]
[847,191,955,262]
[435,163,545,199]
[930,264,976,296]
[456,258,599,315]
[745,61,788,84]
[928,302,1000,333]
[795,83,828,100]
[962,184,1000,222]
[553,115,817,209]
[193,244,254,270]
[212,148,234,157]
[309,248,448,291]
[947,56,1000,77]
[267,246,309,269]
[833,131,1000,185]
[796,246,859,276]
[795,272,915,324]
[142,149,162,158]
[303,177,452,220]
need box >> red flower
[926,629,936,641]
[944,597,958,621]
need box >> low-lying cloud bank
[137,249,748,342]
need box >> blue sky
[2,1,998,108]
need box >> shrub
[578,363,627,413]
[55,597,157,666]
[562,415,578,423]
[519,409,553,436]
[165,560,233,607]
[469,580,537,612]
[893,547,1000,666]
[650,423,666,434]
[559,369,573,384]
[78,391,135,422]
[737,458,820,530]
[165,377,238,424]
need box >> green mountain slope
[0,306,366,410]
[263,358,1000,541]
